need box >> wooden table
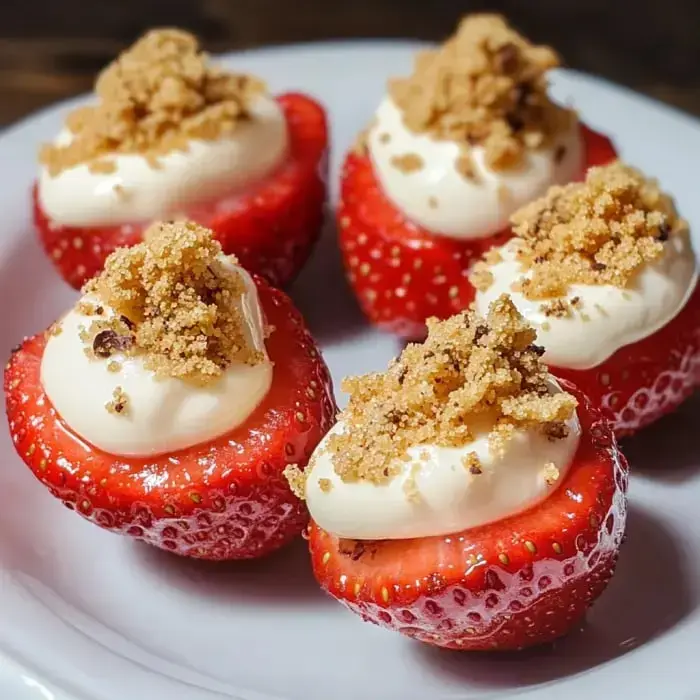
[0,0,698,126]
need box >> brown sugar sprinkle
[40,28,265,176]
[388,14,573,172]
[500,162,685,299]
[106,387,129,415]
[326,295,576,485]
[543,461,560,485]
[462,452,483,474]
[540,298,573,318]
[82,220,263,383]
[390,153,424,173]
[283,464,306,500]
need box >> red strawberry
[338,124,617,339]
[5,277,336,561]
[552,284,700,438]
[309,385,627,651]
[34,93,328,290]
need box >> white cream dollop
[306,392,580,541]
[475,233,698,370]
[38,95,288,227]
[40,263,273,457]
[367,97,583,240]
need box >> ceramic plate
[2,41,700,700]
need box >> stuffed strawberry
[294,296,627,650]
[338,14,617,338]
[473,161,700,437]
[5,221,336,560]
[34,29,328,290]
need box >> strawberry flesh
[338,123,617,339]
[309,385,628,650]
[34,93,328,290]
[5,277,336,560]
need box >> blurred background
[0,0,697,126]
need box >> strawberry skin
[5,277,336,561]
[553,283,700,438]
[34,92,328,291]
[309,385,627,651]
[338,124,617,339]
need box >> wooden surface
[0,0,698,126]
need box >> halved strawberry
[338,124,617,339]
[309,385,627,651]
[34,92,328,290]
[552,283,700,438]
[5,277,336,561]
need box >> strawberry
[34,92,328,291]
[338,124,617,339]
[308,385,627,651]
[552,283,700,438]
[5,277,336,561]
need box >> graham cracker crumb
[388,14,572,172]
[107,360,122,373]
[403,463,422,503]
[83,220,262,383]
[379,132,391,144]
[540,299,572,318]
[326,295,576,485]
[88,160,117,175]
[40,29,265,176]
[470,265,495,292]
[318,478,333,493]
[543,461,560,485]
[456,151,478,180]
[390,153,424,173]
[283,464,306,500]
[428,196,439,209]
[504,162,684,299]
[106,386,129,415]
[462,452,483,474]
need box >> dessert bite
[5,221,336,560]
[473,162,700,436]
[34,29,328,290]
[293,297,627,651]
[338,14,617,338]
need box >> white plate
[1,40,700,700]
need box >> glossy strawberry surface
[553,283,700,438]
[5,277,336,560]
[34,92,328,290]
[338,124,618,339]
[309,385,628,650]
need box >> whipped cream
[366,97,583,240]
[306,390,580,541]
[475,234,698,370]
[41,262,272,457]
[38,95,288,227]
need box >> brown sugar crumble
[40,28,265,176]
[472,162,686,299]
[543,461,560,485]
[80,220,263,383]
[283,464,306,500]
[390,153,424,174]
[106,386,129,415]
[387,14,573,172]
[462,452,483,474]
[326,295,577,485]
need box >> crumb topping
[284,464,306,499]
[388,14,572,172]
[472,162,685,298]
[106,386,129,415]
[326,295,576,485]
[40,28,265,176]
[80,220,262,383]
